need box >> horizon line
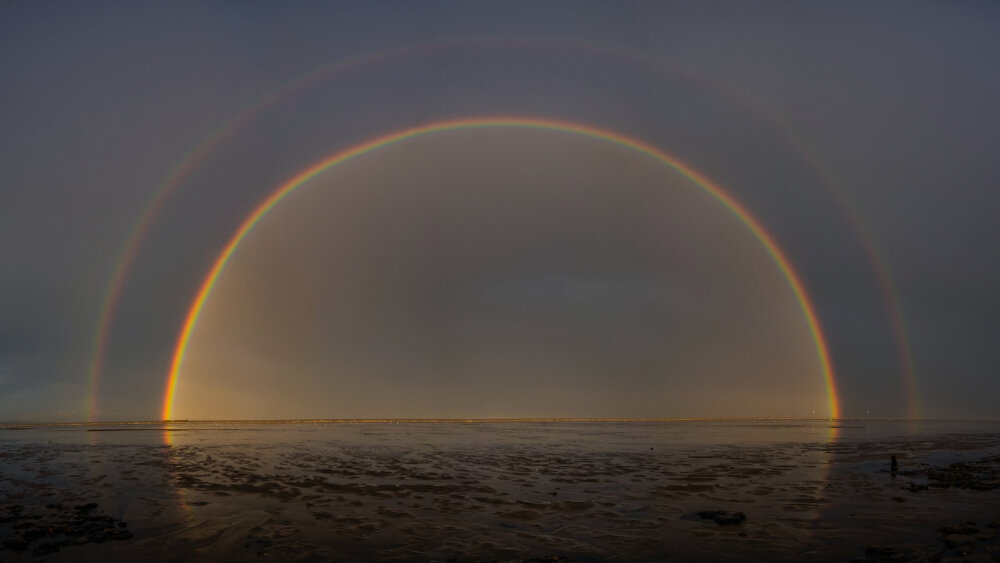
[4,417,998,428]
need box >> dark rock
[940,523,979,535]
[942,534,975,549]
[697,510,746,525]
[33,542,61,555]
[3,535,29,551]
[859,544,936,562]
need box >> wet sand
[1,420,999,561]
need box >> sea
[2,419,999,561]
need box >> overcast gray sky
[1,2,998,421]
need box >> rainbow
[771,127,917,418]
[161,116,840,420]
[82,38,906,421]
[83,111,256,421]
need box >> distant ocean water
[2,419,999,561]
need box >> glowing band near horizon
[162,116,841,420]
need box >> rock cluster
[696,510,746,525]
[896,454,1000,494]
[925,456,1000,490]
[0,502,131,556]
[856,519,1000,562]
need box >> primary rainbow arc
[162,116,841,420]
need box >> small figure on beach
[891,455,899,478]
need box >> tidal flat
[1,420,999,562]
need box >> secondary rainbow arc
[162,116,841,420]
[82,37,901,420]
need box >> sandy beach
[1,420,999,562]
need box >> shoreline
[2,420,999,561]
[4,417,999,430]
